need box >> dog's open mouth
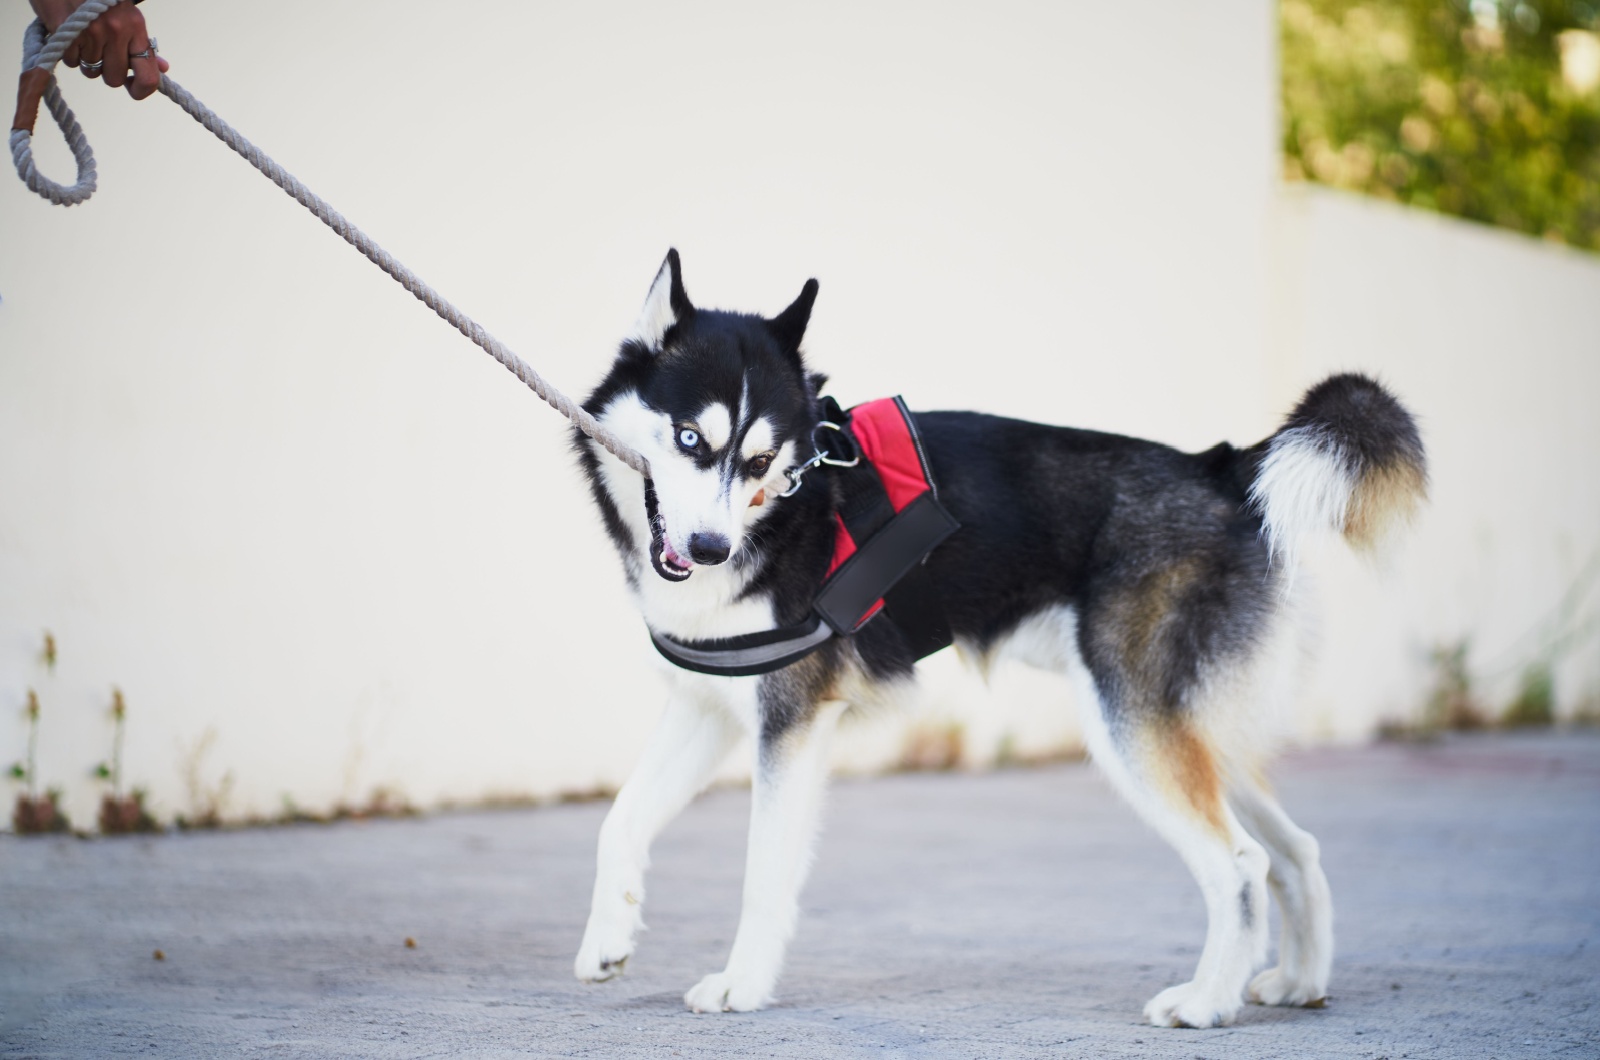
[643,480,693,582]
[652,529,694,581]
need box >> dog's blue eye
[677,427,700,451]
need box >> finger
[76,20,106,81]
[127,49,160,100]
[102,13,137,89]
[62,40,81,69]
[112,6,161,93]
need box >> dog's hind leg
[1229,778,1333,1008]
[1081,699,1271,1028]
[575,682,743,984]
[1008,604,1270,1025]
[684,696,847,1013]
[1113,725,1270,1028]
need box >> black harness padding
[650,397,960,678]
[817,480,958,646]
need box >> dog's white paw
[1248,966,1328,1008]
[574,932,633,983]
[684,970,773,1013]
[574,902,641,983]
[1143,981,1242,1029]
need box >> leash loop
[10,5,651,477]
[9,5,119,206]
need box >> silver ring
[81,59,104,73]
[129,38,158,60]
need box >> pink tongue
[663,537,692,569]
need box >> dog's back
[920,372,1425,688]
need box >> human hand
[28,0,170,100]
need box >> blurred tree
[1282,0,1600,250]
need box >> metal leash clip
[777,420,861,497]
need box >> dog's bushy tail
[1248,373,1427,569]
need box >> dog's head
[585,250,823,583]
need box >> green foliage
[1423,640,1490,730]
[1503,661,1557,725]
[1282,0,1600,249]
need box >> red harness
[821,397,944,631]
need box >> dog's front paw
[574,901,642,983]
[1143,981,1242,1029]
[1248,966,1328,1008]
[684,970,773,1013]
[574,931,634,983]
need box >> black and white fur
[572,250,1427,1027]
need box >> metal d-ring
[777,420,861,497]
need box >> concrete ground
[2,730,1596,1059]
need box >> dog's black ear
[629,248,695,354]
[768,278,819,354]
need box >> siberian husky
[571,250,1426,1028]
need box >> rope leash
[10,4,650,477]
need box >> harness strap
[819,427,958,657]
[874,504,957,658]
[650,616,833,678]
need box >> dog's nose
[688,532,731,565]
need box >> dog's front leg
[576,684,742,983]
[685,699,846,1013]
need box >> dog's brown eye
[748,453,774,477]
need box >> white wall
[14,1,1592,830]
[1272,184,1600,739]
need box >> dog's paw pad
[1144,981,1239,1029]
[684,971,771,1013]
[1247,967,1328,1008]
